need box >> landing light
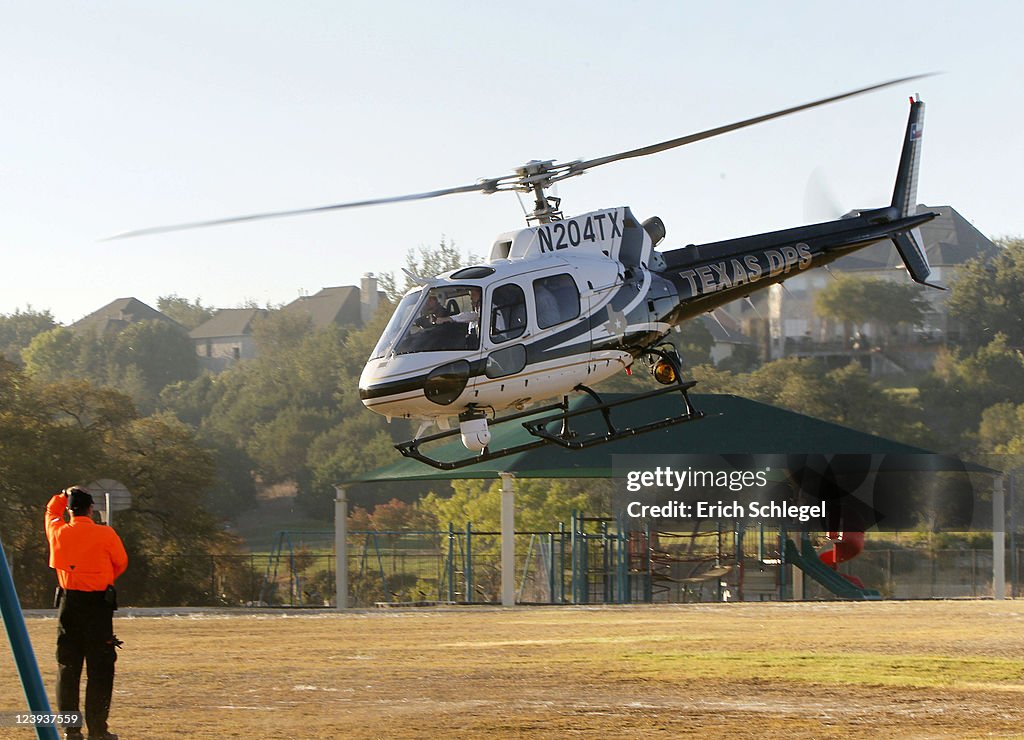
[652,359,678,385]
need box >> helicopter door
[475,283,530,407]
[528,272,592,397]
[581,260,629,383]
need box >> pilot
[414,293,450,328]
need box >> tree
[348,498,437,532]
[977,402,1024,458]
[156,298,412,518]
[247,405,334,484]
[22,319,198,412]
[379,236,481,301]
[946,237,1024,351]
[0,307,57,363]
[300,416,400,518]
[22,327,81,382]
[920,334,1024,449]
[108,320,199,410]
[931,334,1024,409]
[815,274,929,338]
[157,294,215,330]
[251,309,315,359]
[683,357,931,446]
[0,363,239,606]
[419,479,595,533]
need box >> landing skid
[395,380,704,470]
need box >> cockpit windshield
[392,284,482,355]
[370,288,423,359]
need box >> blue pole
[0,538,60,740]
[447,523,455,602]
[464,522,473,604]
[557,522,566,604]
[570,511,578,604]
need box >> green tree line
[0,360,237,607]
[3,236,1023,604]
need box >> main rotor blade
[567,74,935,175]
[106,180,497,240]
[109,74,935,240]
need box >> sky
[2,1,1022,325]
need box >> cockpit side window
[534,273,580,329]
[393,285,482,354]
[489,283,527,344]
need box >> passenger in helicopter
[434,287,482,349]
[534,273,580,329]
[534,282,558,327]
[490,284,526,343]
[436,288,481,326]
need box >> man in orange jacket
[46,487,128,740]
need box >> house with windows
[188,274,387,372]
[283,274,384,330]
[719,205,996,374]
[189,308,268,372]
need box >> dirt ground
[3,600,1024,739]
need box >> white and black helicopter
[116,76,941,469]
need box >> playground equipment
[785,531,881,600]
[628,524,732,602]
[259,516,895,606]
[260,514,775,606]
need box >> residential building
[189,308,268,372]
[283,274,384,330]
[70,297,183,338]
[720,205,995,374]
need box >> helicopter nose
[423,360,470,405]
[358,358,472,416]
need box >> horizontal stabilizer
[893,228,943,289]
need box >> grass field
[3,601,1024,738]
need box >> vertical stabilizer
[891,97,942,288]
[892,97,925,218]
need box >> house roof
[832,205,996,272]
[70,297,182,337]
[189,308,268,340]
[348,393,990,484]
[283,286,362,329]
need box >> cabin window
[392,285,482,354]
[533,273,580,329]
[489,283,527,344]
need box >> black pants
[56,589,117,735]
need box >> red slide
[819,531,866,588]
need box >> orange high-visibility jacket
[45,494,128,592]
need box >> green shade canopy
[345,393,987,485]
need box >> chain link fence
[207,526,1024,606]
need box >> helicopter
[114,76,940,470]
